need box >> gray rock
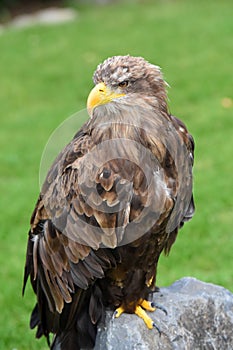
[94,277,233,350]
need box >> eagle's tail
[50,284,104,350]
[51,328,95,350]
[28,283,104,350]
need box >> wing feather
[24,104,194,342]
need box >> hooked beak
[87,82,125,116]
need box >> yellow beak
[87,82,125,115]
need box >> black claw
[153,322,161,336]
[153,303,167,315]
[151,302,155,308]
[112,310,118,319]
[150,286,160,293]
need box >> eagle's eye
[118,81,128,88]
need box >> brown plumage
[23,55,195,349]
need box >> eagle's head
[87,55,168,116]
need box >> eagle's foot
[140,299,156,312]
[134,304,154,329]
[114,299,158,330]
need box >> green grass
[0,0,233,348]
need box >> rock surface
[94,277,233,350]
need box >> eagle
[23,55,195,349]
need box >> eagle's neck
[87,100,170,148]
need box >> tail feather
[27,280,105,349]
[51,328,92,350]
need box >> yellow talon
[140,299,156,312]
[113,299,156,329]
[113,299,165,333]
[135,305,154,329]
[114,305,126,318]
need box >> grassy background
[0,0,232,348]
